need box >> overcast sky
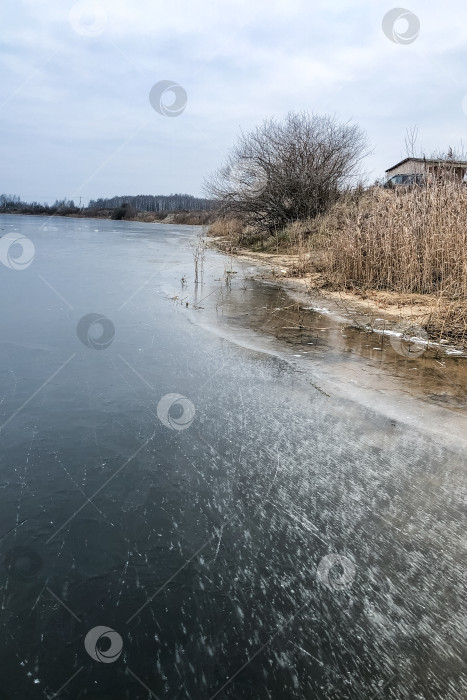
[2,0,467,203]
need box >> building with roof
[385,157,467,181]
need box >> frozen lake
[0,214,466,699]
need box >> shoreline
[0,210,211,226]
[183,240,467,447]
[210,239,467,356]
[3,212,465,355]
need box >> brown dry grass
[208,182,467,344]
[135,210,215,225]
[317,183,467,296]
[314,182,467,342]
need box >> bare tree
[404,125,419,158]
[204,111,368,234]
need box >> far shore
[0,209,213,226]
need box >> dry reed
[209,182,467,343]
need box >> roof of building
[385,157,467,173]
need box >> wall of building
[387,160,467,180]
[386,160,426,177]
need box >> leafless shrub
[205,111,369,236]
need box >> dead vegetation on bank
[131,210,215,225]
[3,205,215,226]
[208,182,467,346]
[82,208,215,225]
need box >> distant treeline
[0,193,73,215]
[88,194,214,212]
[0,193,214,216]
[0,193,216,225]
